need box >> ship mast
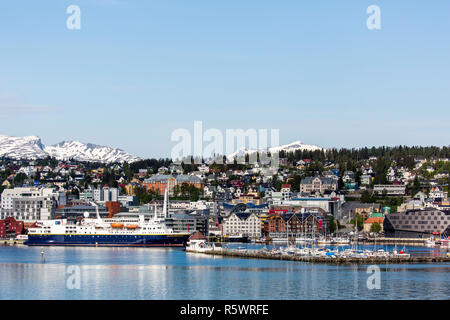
[90,201,101,221]
[163,184,169,219]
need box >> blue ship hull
[24,233,191,247]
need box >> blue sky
[0,0,449,158]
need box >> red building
[267,213,321,234]
[143,175,203,196]
[269,209,288,215]
[0,217,24,239]
[230,180,243,188]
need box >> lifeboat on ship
[111,223,124,228]
[126,224,139,229]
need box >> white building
[373,184,406,196]
[360,174,372,186]
[0,187,65,221]
[222,212,261,238]
[93,187,119,203]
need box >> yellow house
[232,194,262,205]
[125,182,142,195]
[1,180,11,188]
[91,168,105,175]
[363,217,384,233]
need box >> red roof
[364,217,384,224]
[189,231,207,240]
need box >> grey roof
[300,176,338,185]
[144,174,202,183]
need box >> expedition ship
[24,190,191,247]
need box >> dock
[186,247,450,264]
[1,239,25,246]
[358,237,427,246]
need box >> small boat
[392,246,410,258]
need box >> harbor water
[0,244,449,300]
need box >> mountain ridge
[0,135,141,163]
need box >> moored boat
[25,189,191,247]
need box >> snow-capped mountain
[226,140,324,161]
[0,135,140,163]
[44,141,141,163]
[0,135,48,159]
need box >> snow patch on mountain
[0,135,140,163]
[226,140,324,161]
[0,135,48,159]
[44,141,141,163]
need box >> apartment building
[143,175,203,195]
[222,212,261,238]
[0,187,65,221]
[300,177,338,194]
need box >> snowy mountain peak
[44,140,140,163]
[0,135,47,159]
[226,140,323,161]
[0,135,140,163]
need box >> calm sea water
[0,244,449,300]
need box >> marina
[186,236,450,264]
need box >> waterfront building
[383,208,450,238]
[55,204,110,220]
[222,212,261,238]
[279,195,342,218]
[267,213,322,235]
[363,217,384,233]
[0,187,65,221]
[0,217,24,238]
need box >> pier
[186,246,450,264]
[358,237,427,246]
[1,239,25,246]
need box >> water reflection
[0,246,450,299]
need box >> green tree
[327,215,337,234]
[14,173,28,186]
[361,190,373,203]
[370,222,382,233]
[351,215,365,232]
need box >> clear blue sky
[0,0,449,158]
